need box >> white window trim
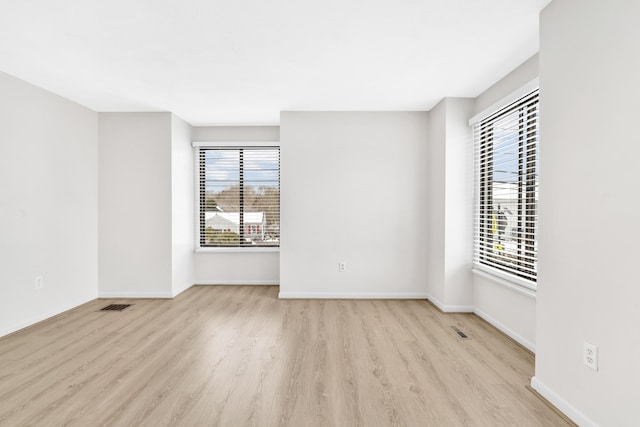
[195,247,279,254]
[473,265,537,296]
[193,141,280,252]
[192,141,279,148]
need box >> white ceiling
[0,0,550,125]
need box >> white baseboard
[194,280,279,286]
[425,293,475,313]
[172,283,193,297]
[531,377,597,427]
[172,283,193,298]
[100,283,195,299]
[278,291,429,299]
[0,294,96,338]
[473,307,536,353]
[98,291,174,298]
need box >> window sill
[472,266,536,299]
[195,247,280,254]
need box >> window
[197,146,280,248]
[473,89,539,286]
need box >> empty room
[0,0,638,426]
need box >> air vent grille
[100,304,132,311]
[450,326,471,340]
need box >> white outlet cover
[583,341,598,371]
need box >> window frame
[470,81,539,290]
[193,141,280,253]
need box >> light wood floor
[0,286,572,426]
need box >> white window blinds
[473,89,539,285]
[198,147,280,247]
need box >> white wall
[279,112,429,298]
[469,54,539,351]
[98,113,173,297]
[473,273,536,351]
[171,114,195,295]
[193,126,279,143]
[533,1,640,425]
[474,53,539,116]
[426,98,474,311]
[426,101,446,303]
[192,126,280,285]
[443,98,474,309]
[0,71,98,337]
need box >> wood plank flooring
[0,286,572,426]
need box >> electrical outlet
[338,261,346,272]
[35,275,43,289]
[583,341,598,371]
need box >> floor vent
[100,304,132,312]
[450,326,471,340]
